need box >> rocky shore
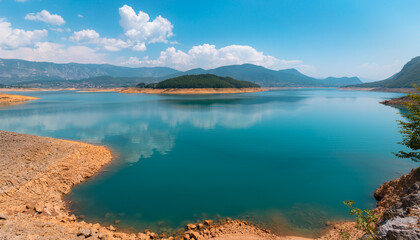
[0,92,39,106]
[380,96,416,106]
[374,168,420,239]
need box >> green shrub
[343,200,380,239]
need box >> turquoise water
[0,89,416,236]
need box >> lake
[0,89,416,237]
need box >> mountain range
[0,58,178,85]
[156,64,363,87]
[0,58,363,88]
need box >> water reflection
[0,90,416,236]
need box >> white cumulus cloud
[25,10,65,26]
[0,19,47,49]
[70,29,100,42]
[121,44,315,73]
[70,29,134,52]
[119,5,173,44]
[69,6,173,52]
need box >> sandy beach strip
[0,92,39,106]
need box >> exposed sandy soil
[0,88,80,92]
[119,87,266,94]
[0,92,39,106]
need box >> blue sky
[1,0,420,80]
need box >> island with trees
[120,74,266,94]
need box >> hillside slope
[350,56,420,88]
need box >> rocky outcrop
[374,168,420,211]
[380,96,415,106]
[374,168,420,239]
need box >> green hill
[350,56,420,88]
[319,77,362,87]
[138,74,260,89]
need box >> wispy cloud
[25,10,65,26]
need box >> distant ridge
[0,58,361,88]
[319,77,362,87]
[158,64,362,87]
[0,58,179,85]
[349,56,420,88]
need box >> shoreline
[2,130,415,239]
[338,87,416,93]
[0,87,266,95]
[0,91,415,239]
[0,92,39,106]
[0,130,322,240]
[118,87,266,94]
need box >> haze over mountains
[0,58,363,88]
[349,56,420,88]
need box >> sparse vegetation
[343,200,380,239]
[395,84,420,162]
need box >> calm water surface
[0,89,416,236]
